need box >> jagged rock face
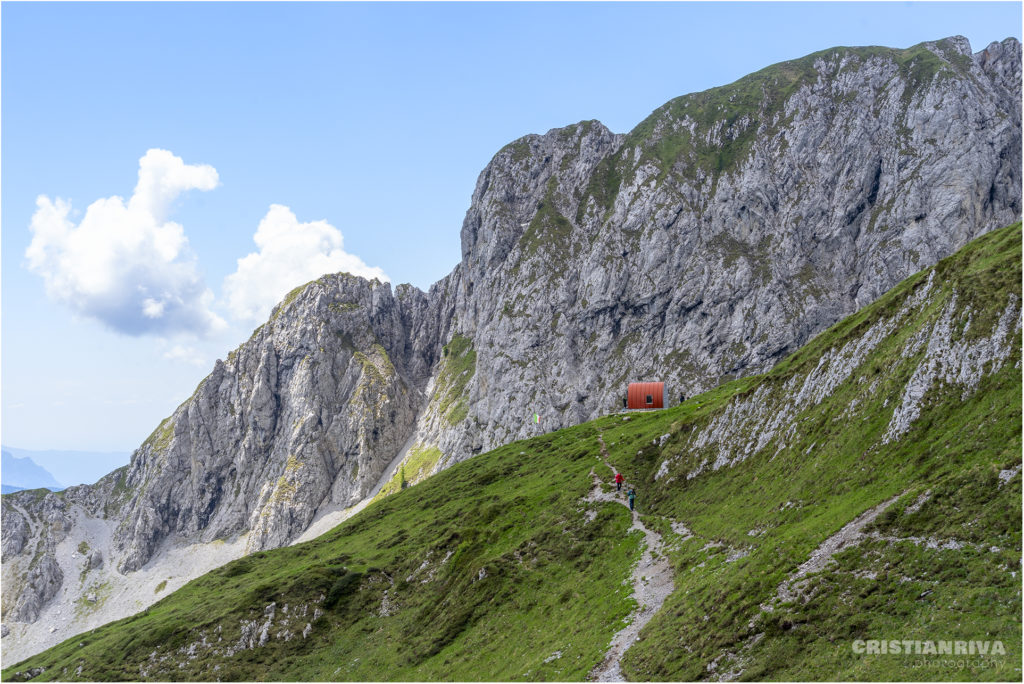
[459,121,624,280]
[2,493,71,623]
[2,35,1020,660]
[0,276,448,658]
[427,36,1021,462]
[1,504,31,558]
[109,274,434,571]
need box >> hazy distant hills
[1,446,129,490]
[1,450,61,491]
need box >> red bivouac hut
[627,382,665,410]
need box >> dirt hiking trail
[587,435,675,682]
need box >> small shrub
[222,559,253,577]
[325,571,363,609]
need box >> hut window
[646,395,653,404]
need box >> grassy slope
[609,222,1022,681]
[4,225,1020,681]
[4,422,643,682]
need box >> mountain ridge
[1,452,61,492]
[1,35,1020,662]
[1,447,130,490]
[6,221,1020,680]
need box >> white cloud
[223,204,389,322]
[25,149,224,337]
[162,344,207,367]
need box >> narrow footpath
[588,436,675,682]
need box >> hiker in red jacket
[615,472,624,491]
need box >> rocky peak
[975,37,1023,101]
[459,120,622,281]
[99,272,437,573]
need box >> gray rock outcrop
[2,494,71,623]
[108,274,435,571]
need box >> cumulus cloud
[223,204,389,322]
[25,149,224,336]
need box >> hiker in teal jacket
[627,488,636,511]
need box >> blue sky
[3,1,1021,453]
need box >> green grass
[6,225,1020,682]
[373,444,444,501]
[140,417,175,454]
[498,138,534,164]
[347,344,399,415]
[327,301,361,314]
[607,224,1023,681]
[518,195,575,260]
[581,39,975,216]
[7,420,640,681]
[435,334,477,426]
[269,282,310,322]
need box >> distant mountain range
[1,451,61,491]
[1,446,129,489]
